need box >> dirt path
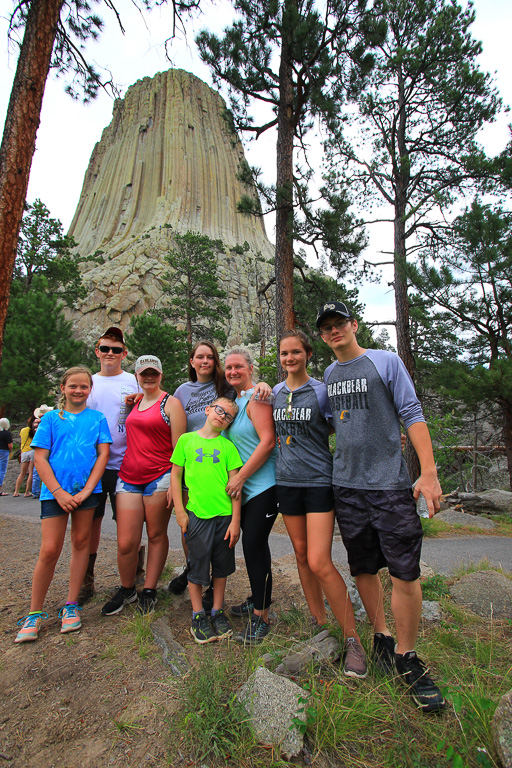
[0,512,303,768]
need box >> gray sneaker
[211,609,233,639]
[343,637,368,678]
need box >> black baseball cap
[315,301,353,328]
[98,326,125,344]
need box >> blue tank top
[227,388,277,504]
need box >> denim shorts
[116,469,171,496]
[40,493,101,519]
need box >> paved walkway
[1,494,510,576]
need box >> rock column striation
[68,68,274,344]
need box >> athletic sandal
[343,637,368,678]
[372,633,396,674]
[190,613,217,644]
[211,609,233,639]
[59,604,82,633]
[395,651,446,713]
[15,612,48,643]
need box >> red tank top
[119,393,172,484]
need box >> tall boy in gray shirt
[317,300,445,713]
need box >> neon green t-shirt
[171,432,243,519]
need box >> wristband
[51,486,62,494]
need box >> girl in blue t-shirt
[15,366,112,644]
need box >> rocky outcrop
[67,68,274,343]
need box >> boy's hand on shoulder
[124,393,142,407]
[225,520,240,548]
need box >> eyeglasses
[98,345,124,354]
[211,404,235,424]
[319,319,351,336]
[285,391,293,420]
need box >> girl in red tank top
[102,356,186,616]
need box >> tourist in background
[101,355,186,616]
[273,329,366,678]
[224,347,278,644]
[0,418,13,496]
[13,415,36,497]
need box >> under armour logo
[195,448,220,463]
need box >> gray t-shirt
[273,378,333,487]
[324,349,424,490]
[173,380,216,432]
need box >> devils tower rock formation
[68,68,274,343]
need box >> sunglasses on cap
[98,345,124,354]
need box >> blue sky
[1,0,510,337]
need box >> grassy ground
[163,570,512,768]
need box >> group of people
[13,300,445,714]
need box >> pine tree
[159,231,232,346]
[196,0,378,343]
[325,0,502,380]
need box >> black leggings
[241,486,277,610]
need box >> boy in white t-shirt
[79,327,139,602]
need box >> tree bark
[394,68,420,481]
[274,1,296,377]
[0,0,64,361]
[499,396,512,491]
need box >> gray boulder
[421,601,442,621]
[456,490,512,518]
[435,510,496,530]
[492,689,512,768]
[449,571,512,619]
[237,666,310,758]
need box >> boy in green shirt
[170,397,242,644]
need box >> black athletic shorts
[185,510,236,586]
[276,485,334,516]
[93,468,119,521]
[333,486,423,581]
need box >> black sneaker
[236,615,270,644]
[372,633,396,674]
[138,588,157,615]
[211,609,233,639]
[190,613,217,644]
[202,584,214,615]
[101,586,138,616]
[395,651,446,713]
[168,564,190,595]
[230,596,254,617]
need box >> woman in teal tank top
[224,348,278,644]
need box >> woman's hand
[226,473,246,500]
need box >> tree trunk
[0,0,64,361]
[499,396,512,490]
[274,3,296,377]
[394,68,419,481]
